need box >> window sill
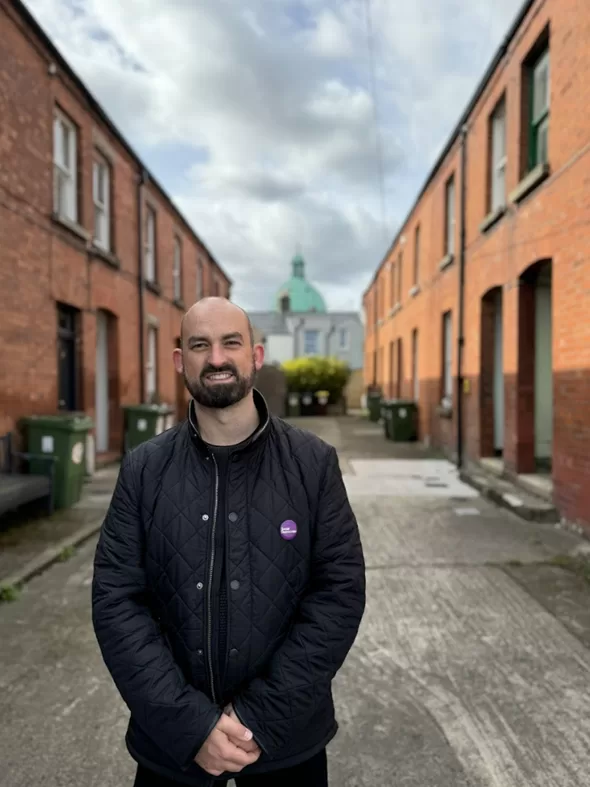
[173,298,185,311]
[51,213,90,244]
[89,243,120,269]
[145,281,162,296]
[480,205,506,234]
[388,302,402,318]
[409,285,420,298]
[438,253,454,272]
[509,162,550,205]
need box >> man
[92,297,366,786]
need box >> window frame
[53,109,78,223]
[303,329,320,356]
[488,97,507,212]
[338,327,349,351]
[529,48,550,170]
[413,225,420,286]
[173,235,183,302]
[444,175,456,256]
[144,205,157,284]
[92,157,111,251]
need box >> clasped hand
[195,704,261,776]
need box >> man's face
[177,306,263,409]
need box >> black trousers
[134,750,328,787]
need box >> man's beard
[184,360,256,409]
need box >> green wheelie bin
[21,413,94,510]
[123,404,175,451]
[385,400,418,442]
[366,387,383,422]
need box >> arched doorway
[95,309,119,454]
[480,287,504,458]
[517,259,553,473]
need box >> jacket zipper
[206,452,220,705]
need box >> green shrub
[282,357,350,401]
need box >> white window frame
[490,99,507,211]
[303,329,319,356]
[173,236,182,302]
[531,49,550,168]
[146,325,158,401]
[445,176,456,256]
[196,258,203,300]
[144,206,156,283]
[93,159,110,251]
[338,327,349,351]
[442,311,453,404]
[53,110,78,223]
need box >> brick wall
[363,0,590,529]
[0,0,231,453]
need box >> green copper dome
[275,254,327,313]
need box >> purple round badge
[280,520,298,540]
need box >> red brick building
[0,0,231,460]
[363,0,590,530]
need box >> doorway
[57,303,80,411]
[480,287,504,458]
[517,260,553,473]
[96,311,110,452]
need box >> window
[338,327,349,350]
[53,110,78,222]
[445,176,455,256]
[442,311,452,403]
[196,258,203,300]
[304,330,319,355]
[144,206,156,283]
[412,328,419,401]
[529,48,550,169]
[146,325,158,402]
[390,262,396,309]
[413,225,420,286]
[490,98,507,211]
[173,237,182,302]
[398,251,403,303]
[93,158,111,250]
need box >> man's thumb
[220,712,253,741]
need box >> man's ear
[172,347,184,374]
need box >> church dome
[275,254,327,314]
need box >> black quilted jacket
[92,392,366,785]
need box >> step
[460,464,559,524]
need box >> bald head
[180,297,254,349]
[174,297,264,410]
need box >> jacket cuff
[232,698,270,756]
[180,708,223,771]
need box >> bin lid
[122,403,164,414]
[22,413,94,432]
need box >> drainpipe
[137,169,148,403]
[456,124,468,469]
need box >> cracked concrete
[1,416,590,786]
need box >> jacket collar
[187,388,271,456]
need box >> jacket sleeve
[91,452,221,769]
[232,445,366,757]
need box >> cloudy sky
[26,0,521,312]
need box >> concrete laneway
[1,417,590,786]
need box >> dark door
[57,304,79,411]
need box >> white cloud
[23,0,522,310]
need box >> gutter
[363,0,537,296]
[137,169,147,404]
[456,125,468,470]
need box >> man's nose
[208,344,227,367]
